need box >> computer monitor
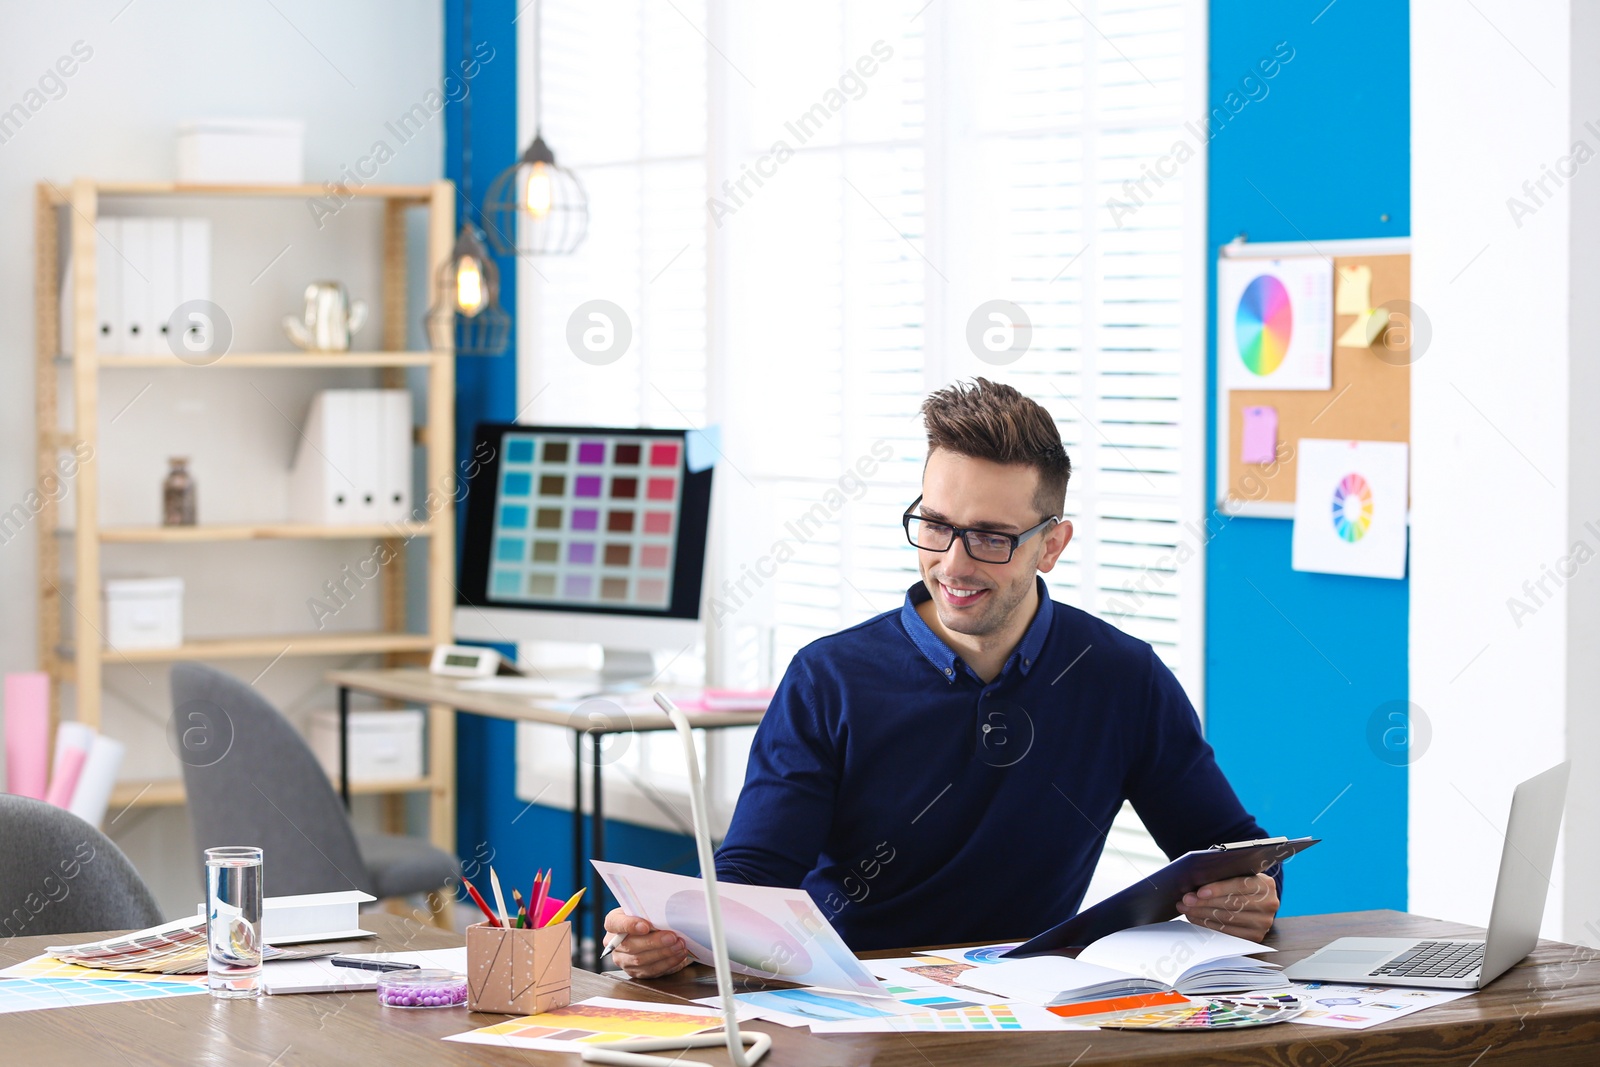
[455,423,713,679]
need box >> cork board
[1222,252,1410,508]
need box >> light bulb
[454,255,486,317]
[524,162,553,218]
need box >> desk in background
[326,667,766,963]
[4,910,1599,1065]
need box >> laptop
[1285,761,1569,990]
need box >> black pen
[329,956,419,972]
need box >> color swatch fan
[1218,256,1333,391]
[1291,439,1409,579]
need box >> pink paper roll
[45,721,95,809]
[4,672,50,800]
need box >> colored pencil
[511,888,527,928]
[461,877,500,927]
[489,868,511,928]
[546,887,585,927]
[531,869,550,928]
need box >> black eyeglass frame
[901,494,1061,564]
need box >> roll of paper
[4,672,51,799]
[44,721,96,809]
[68,733,126,827]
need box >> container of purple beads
[376,968,468,1009]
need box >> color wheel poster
[1218,256,1333,391]
[1291,439,1409,579]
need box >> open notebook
[950,921,1286,1008]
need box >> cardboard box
[465,921,572,1015]
[103,577,183,649]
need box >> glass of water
[205,846,264,998]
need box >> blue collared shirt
[715,577,1274,951]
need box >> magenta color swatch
[649,442,680,467]
[574,475,602,498]
[578,442,606,464]
[572,508,599,531]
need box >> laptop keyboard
[1371,940,1484,980]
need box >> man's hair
[921,377,1071,517]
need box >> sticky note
[1240,406,1277,464]
[1336,307,1391,349]
[1335,264,1372,315]
[685,424,721,473]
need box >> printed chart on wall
[1291,439,1409,579]
[1218,256,1333,391]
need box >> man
[608,378,1279,978]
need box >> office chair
[0,794,163,937]
[170,663,458,926]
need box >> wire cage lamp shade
[426,223,511,356]
[484,133,589,256]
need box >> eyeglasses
[902,495,1060,565]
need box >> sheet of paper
[1219,256,1333,391]
[809,1002,1091,1033]
[695,987,916,1028]
[1285,980,1473,1029]
[1335,264,1372,315]
[0,976,207,1015]
[593,860,885,996]
[686,424,721,473]
[1240,405,1278,464]
[1077,921,1274,983]
[1291,439,1409,579]
[954,954,1146,1005]
[260,947,467,994]
[444,996,744,1052]
[0,955,204,985]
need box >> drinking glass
[205,846,263,998]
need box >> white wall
[1412,0,1599,942]
[0,1,443,916]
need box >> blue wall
[444,0,696,930]
[1204,1,1411,915]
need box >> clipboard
[1003,836,1320,957]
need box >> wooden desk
[5,910,1599,1065]
[326,668,766,963]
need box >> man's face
[913,449,1072,639]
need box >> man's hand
[604,908,693,979]
[1176,873,1279,942]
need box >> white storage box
[103,577,183,649]
[178,120,305,184]
[310,709,425,783]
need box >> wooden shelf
[42,181,435,204]
[72,351,444,369]
[77,632,436,664]
[94,522,433,543]
[109,775,437,810]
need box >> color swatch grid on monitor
[490,433,681,609]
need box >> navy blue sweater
[714,578,1273,952]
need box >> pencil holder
[465,920,572,1015]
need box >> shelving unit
[34,178,458,857]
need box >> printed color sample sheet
[1219,256,1334,391]
[444,997,729,1052]
[490,432,682,609]
[1288,980,1473,1029]
[0,976,207,1014]
[1291,439,1409,579]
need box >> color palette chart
[1236,274,1293,376]
[1096,993,1307,1030]
[0,976,207,1015]
[490,433,682,610]
[1331,472,1373,542]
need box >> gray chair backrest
[170,662,374,897]
[0,794,163,938]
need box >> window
[514,1,1206,883]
